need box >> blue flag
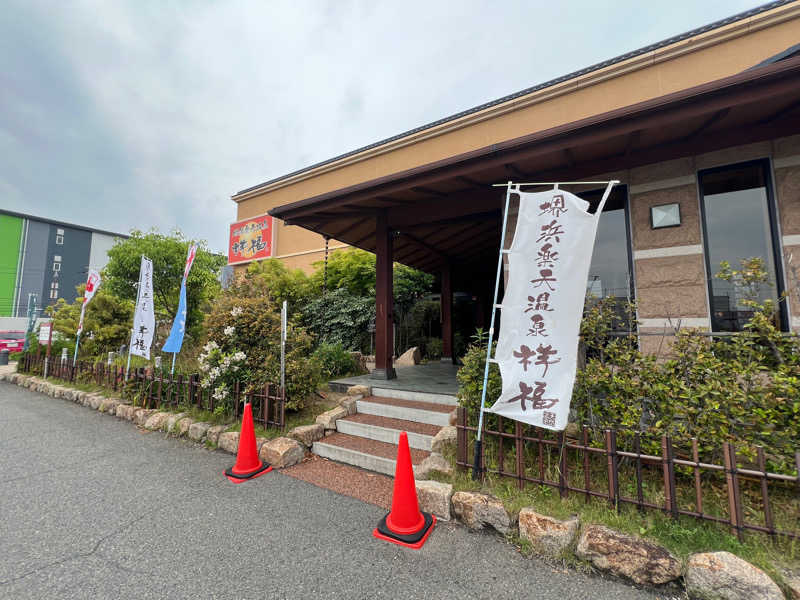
[162,244,197,354]
[162,283,187,353]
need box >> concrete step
[336,414,439,451]
[371,386,458,406]
[312,432,430,477]
[357,396,453,427]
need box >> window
[56,228,64,245]
[52,262,60,272]
[699,160,786,332]
[581,185,635,329]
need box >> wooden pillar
[372,211,396,380]
[441,263,454,363]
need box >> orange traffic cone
[224,402,272,483]
[373,431,436,549]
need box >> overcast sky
[1,0,762,252]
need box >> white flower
[212,386,229,401]
[222,356,231,369]
[224,326,235,337]
[203,341,218,353]
[200,379,210,389]
[230,306,243,317]
[209,366,220,381]
[233,351,246,362]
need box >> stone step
[336,414,439,451]
[357,396,453,427]
[371,386,458,406]
[312,432,430,476]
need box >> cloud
[0,0,757,252]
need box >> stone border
[413,484,792,598]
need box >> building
[0,209,127,327]
[233,1,800,379]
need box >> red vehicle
[0,331,26,353]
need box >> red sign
[228,216,272,264]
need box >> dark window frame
[697,158,788,332]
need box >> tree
[104,230,225,342]
[234,259,314,316]
[47,285,133,358]
[310,248,376,296]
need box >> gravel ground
[1,382,672,600]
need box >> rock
[217,431,239,454]
[144,412,170,431]
[565,422,581,439]
[347,385,370,396]
[177,417,195,437]
[165,413,188,433]
[785,576,800,600]
[260,437,305,468]
[414,453,453,479]
[134,409,156,427]
[99,399,121,414]
[448,409,457,426]
[288,423,324,448]
[316,406,348,430]
[115,405,137,420]
[78,392,93,406]
[684,552,783,600]
[431,425,457,454]
[206,425,227,445]
[415,480,453,521]
[575,525,681,586]
[188,422,212,442]
[451,491,511,534]
[339,397,358,416]
[395,346,421,366]
[518,509,579,558]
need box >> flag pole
[473,180,515,480]
[171,352,176,377]
[72,331,81,367]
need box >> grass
[225,390,342,440]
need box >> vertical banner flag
[162,244,197,353]
[130,256,155,359]
[76,270,102,335]
[487,187,610,431]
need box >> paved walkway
[331,362,460,395]
[0,382,669,599]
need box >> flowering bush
[204,296,320,411]
[197,341,247,413]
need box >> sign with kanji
[130,256,155,359]
[487,187,609,431]
[228,216,272,264]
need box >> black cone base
[224,462,272,482]
[374,511,435,548]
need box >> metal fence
[19,355,285,431]
[456,406,800,540]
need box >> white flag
[130,256,155,359]
[76,269,102,335]
[487,187,609,431]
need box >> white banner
[487,186,609,431]
[130,256,155,359]
[76,269,102,335]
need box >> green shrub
[312,343,361,380]
[302,288,374,352]
[424,337,443,360]
[456,329,500,417]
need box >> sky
[0,0,765,253]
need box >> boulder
[115,405,137,420]
[144,412,170,431]
[165,413,188,433]
[188,422,212,442]
[395,346,421,366]
[134,409,156,427]
[415,480,453,521]
[786,576,800,600]
[414,453,453,479]
[99,399,122,415]
[87,394,105,410]
[260,437,305,468]
[684,552,783,600]
[177,417,195,437]
[451,491,511,534]
[518,509,579,558]
[347,385,370,396]
[316,406,348,430]
[217,431,239,454]
[575,525,681,586]
[431,425,457,454]
[339,397,358,416]
[288,423,324,448]
[448,409,457,426]
[206,425,227,445]
[78,392,93,406]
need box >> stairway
[312,387,457,476]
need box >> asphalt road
[0,382,673,599]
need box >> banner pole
[72,331,81,367]
[473,180,515,480]
[171,352,176,377]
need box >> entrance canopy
[270,57,800,283]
